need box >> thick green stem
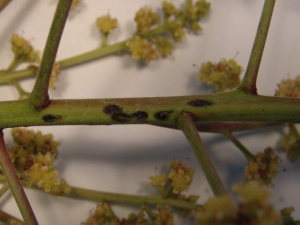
[29,0,72,110]
[0,210,25,225]
[0,91,300,128]
[223,131,255,160]
[176,112,227,196]
[239,0,276,94]
[0,131,38,225]
[70,186,201,210]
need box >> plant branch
[0,182,9,197]
[223,131,255,160]
[0,131,38,225]
[0,210,25,225]
[1,91,300,128]
[29,0,72,110]
[176,112,227,196]
[69,186,201,210]
[0,0,12,13]
[238,0,276,94]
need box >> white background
[0,0,300,224]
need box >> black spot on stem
[154,111,173,120]
[132,111,148,120]
[42,114,62,122]
[103,105,122,115]
[188,99,213,107]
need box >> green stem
[223,131,255,160]
[58,40,128,68]
[0,210,25,225]
[176,112,227,196]
[0,17,183,83]
[0,182,9,197]
[0,131,38,225]
[101,33,108,47]
[5,58,21,73]
[0,91,300,128]
[239,0,276,94]
[29,0,72,110]
[69,186,201,210]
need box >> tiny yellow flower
[96,14,117,34]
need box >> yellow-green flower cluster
[81,202,115,225]
[280,207,300,225]
[197,59,242,92]
[184,0,211,31]
[275,75,300,97]
[126,36,158,63]
[244,147,279,187]
[7,128,71,195]
[135,6,159,35]
[10,33,40,64]
[279,125,300,162]
[127,0,210,63]
[70,0,82,11]
[153,206,175,225]
[149,159,195,196]
[197,182,281,225]
[96,14,118,35]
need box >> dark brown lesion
[188,99,213,107]
[154,111,173,120]
[103,104,122,115]
[42,114,62,122]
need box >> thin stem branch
[29,0,72,110]
[223,131,255,160]
[69,186,201,210]
[0,131,38,225]
[239,0,276,94]
[0,0,12,13]
[11,79,30,99]
[176,112,227,196]
[0,182,9,197]
[0,210,25,225]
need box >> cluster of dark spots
[103,105,148,122]
[42,114,62,122]
[188,99,213,107]
[154,111,173,120]
[131,111,148,120]
[103,104,122,115]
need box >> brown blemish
[103,105,122,115]
[42,114,62,122]
[154,111,173,120]
[131,111,148,120]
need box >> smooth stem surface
[177,112,227,196]
[29,0,72,110]
[0,131,38,225]
[70,186,201,210]
[239,0,276,94]
[223,131,255,160]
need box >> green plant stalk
[70,186,201,210]
[0,90,300,129]
[239,0,276,94]
[176,112,227,196]
[0,182,9,197]
[0,17,184,83]
[223,131,255,160]
[0,131,38,225]
[0,210,25,225]
[29,0,72,110]
[11,79,30,98]
[289,124,300,142]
